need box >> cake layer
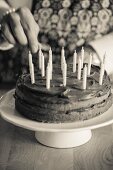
[15,94,112,122]
[15,86,111,112]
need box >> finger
[0,40,14,50]
[24,24,39,53]
[1,23,16,44]
[27,22,39,53]
[34,22,50,51]
[9,12,28,45]
[18,7,38,31]
[34,21,40,34]
[27,30,38,53]
[17,7,39,53]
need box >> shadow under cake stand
[0,89,113,148]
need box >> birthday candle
[63,62,67,86]
[62,58,66,73]
[83,65,87,89]
[62,55,66,80]
[41,53,45,77]
[61,47,65,71]
[39,46,42,70]
[46,64,50,89]
[77,56,82,80]
[61,47,65,57]
[48,61,52,80]
[73,50,77,73]
[99,54,106,85]
[99,63,104,85]
[87,53,92,76]
[28,51,33,69]
[28,51,35,84]
[49,47,53,70]
[31,63,35,84]
[49,47,53,80]
[81,47,84,68]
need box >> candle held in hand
[28,51,32,69]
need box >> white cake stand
[0,89,113,148]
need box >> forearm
[83,32,113,83]
[87,32,113,75]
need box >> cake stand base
[35,130,92,148]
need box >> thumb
[0,39,14,50]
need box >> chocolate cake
[15,64,112,123]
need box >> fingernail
[32,45,38,53]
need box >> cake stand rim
[0,89,113,133]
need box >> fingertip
[31,45,38,53]
[20,38,28,46]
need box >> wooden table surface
[0,89,113,170]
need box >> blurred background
[0,0,113,88]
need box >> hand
[79,46,113,81]
[1,7,39,53]
[67,46,99,65]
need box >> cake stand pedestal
[0,90,113,148]
[35,130,92,148]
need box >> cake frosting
[15,64,112,123]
